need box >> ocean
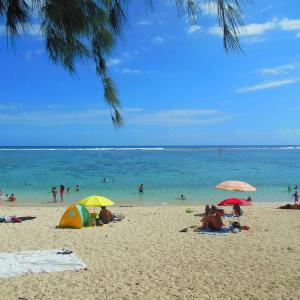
[0,146,299,206]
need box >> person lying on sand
[98,206,114,224]
[200,210,224,231]
[278,204,300,209]
[233,204,243,216]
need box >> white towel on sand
[0,249,87,278]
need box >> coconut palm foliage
[0,0,246,126]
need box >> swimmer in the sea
[139,184,144,193]
[103,178,113,183]
[8,193,16,202]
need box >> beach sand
[0,204,299,299]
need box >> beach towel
[0,249,87,278]
[0,216,36,223]
[222,213,234,219]
[198,226,232,236]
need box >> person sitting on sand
[205,205,210,216]
[200,210,223,231]
[8,193,16,201]
[98,206,114,224]
[246,196,252,202]
[233,204,243,216]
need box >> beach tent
[59,204,90,229]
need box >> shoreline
[0,200,292,208]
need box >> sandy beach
[0,204,299,300]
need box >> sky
[0,0,300,146]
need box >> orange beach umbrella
[215,181,256,192]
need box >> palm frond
[0,0,247,127]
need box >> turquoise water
[0,146,300,206]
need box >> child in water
[60,185,65,202]
[139,184,144,193]
[292,191,299,204]
[52,187,57,203]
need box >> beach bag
[232,221,241,230]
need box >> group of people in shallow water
[0,191,16,202]
[51,185,80,203]
[278,184,300,209]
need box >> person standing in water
[60,185,65,202]
[8,194,16,201]
[292,191,299,204]
[288,185,292,193]
[75,184,80,192]
[139,184,144,193]
[52,187,57,203]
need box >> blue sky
[1,0,300,145]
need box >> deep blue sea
[0,146,300,206]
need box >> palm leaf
[0,0,247,126]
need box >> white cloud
[0,103,20,110]
[240,20,277,36]
[0,109,110,125]
[278,18,300,31]
[137,20,151,26]
[244,36,267,44]
[277,128,300,139]
[107,58,122,66]
[208,26,222,36]
[210,20,277,37]
[259,64,297,76]
[186,25,201,34]
[199,2,218,16]
[121,68,142,75]
[152,36,165,44]
[164,0,175,7]
[209,18,300,39]
[128,109,231,126]
[234,130,260,137]
[0,24,41,36]
[0,107,231,127]
[237,79,297,93]
[25,49,43,60]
